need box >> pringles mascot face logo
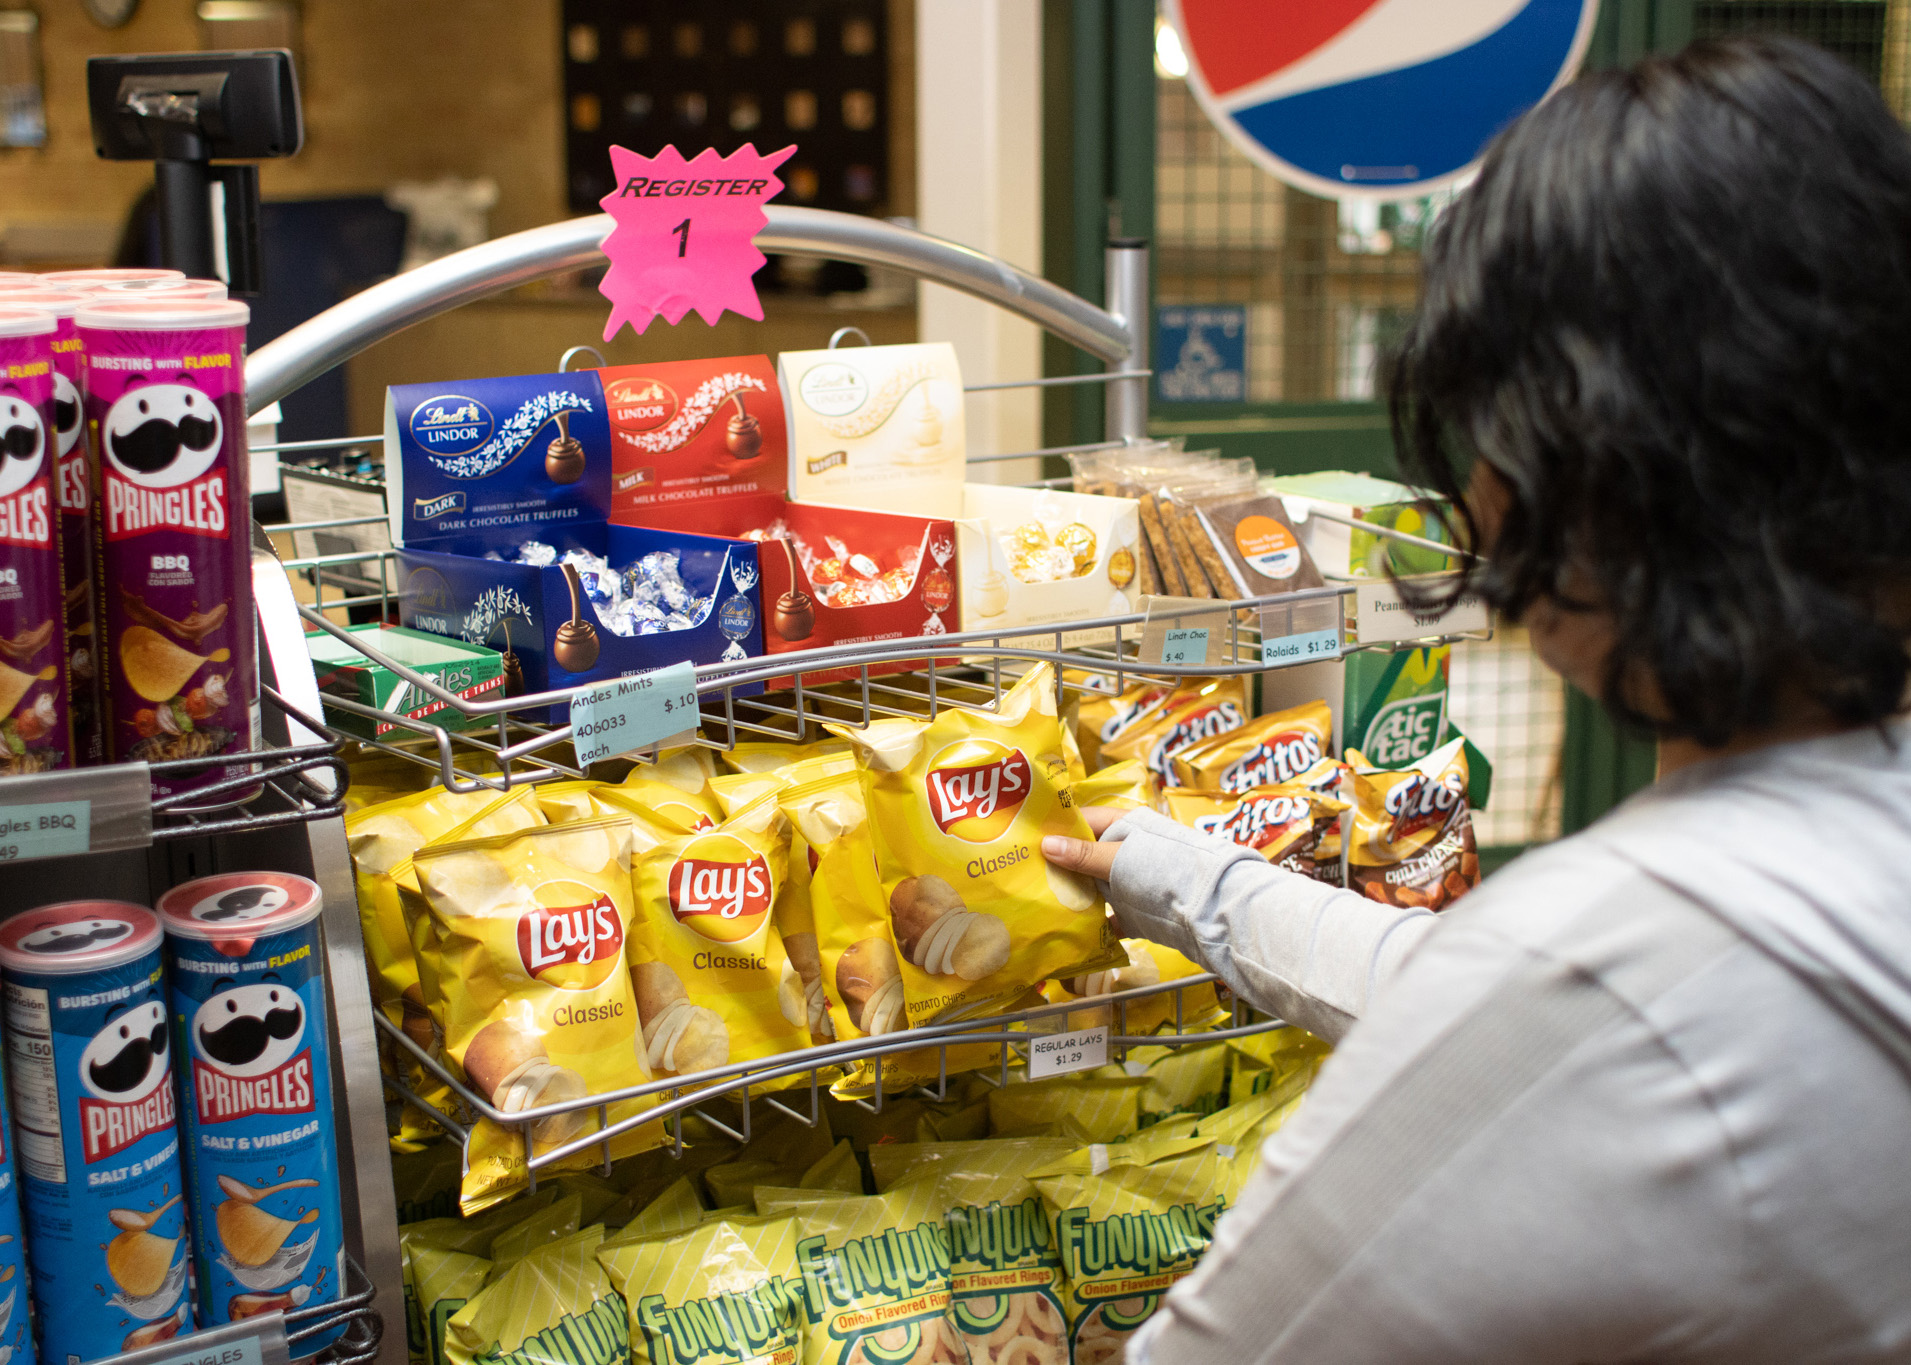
[926,740,1032,843]
[81,1000,171,1103]
[102,382,221,488]
[193,983,303,1075]
[667,833,774,944]
[518,882,624,989]
[51,373,80,456]
[17,916,133,957]
[0,396,44,499]
[191,882,290,924]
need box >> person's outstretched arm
[1045,808,1435,1041]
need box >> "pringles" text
[193,1050,314,1121]
[80,1083,177,1162]
[104,469,227,539]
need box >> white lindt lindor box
[955,484,1142,643]
[781,341,967,516]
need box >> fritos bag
[779,768,996,1096]
[628,792,810,1082]
[1030,1133,1234,1365]
[1044,938,1225,1036]
[1348,735,1479,910]
[878,1140,1076,1365]
[830,662,1125,1023]
[1168,699,1333,794]
[444,1225,627,1365]
[597,1213,807,1365]
[1069,759,1155,812]
[1070,678,1176,772]
[1161,784,1349,885]
[414,818,664,1212]
[756,1186,969,1365]
[1099,677,1248,789]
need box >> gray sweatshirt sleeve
[1101,810,1435,1042]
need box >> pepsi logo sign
[1166,0,1598,198]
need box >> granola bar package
[1168,699,1334,794]
[1029,1134,1234,1365]
[1161,784,1349,886]
[1098,676,1248,790]
[755,1185,970,1365]
[597,1213,807,1365]
[1348,735,1480,911]
[627,792,812,1082]
[413,817,664,1212]
[444,1225,627,1365]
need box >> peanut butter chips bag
[1348,735,1480,911]
[628,792,812,1082]
[414,818,663,1212]
[831,662,1125,1023]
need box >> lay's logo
[1382,771,1466,842]
[1220,731,1324,793]
[668,834,774,944]
[518,883,623,990]
[926,740,1031,843]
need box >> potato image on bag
[830,662,1126,1025]
[628,792,811,1084]
[835,936,904,1034]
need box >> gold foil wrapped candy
[1057,522,1098,573]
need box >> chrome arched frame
[245,206,1147,423]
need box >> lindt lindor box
[779,342,967,517]
[600,355,787,518]
[954,484,1144,644]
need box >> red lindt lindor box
[600,356,787,516]
[619,492,958,685]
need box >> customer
[1044,36,1911,1363]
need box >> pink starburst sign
[597,143,797,340]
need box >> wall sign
[1165,0,1600,199]
[1156,305,1247,402]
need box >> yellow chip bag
[628,792,811,1082]
[1098,676,1248,789]
[1071,677,1177,772]
[1045,937,1225,1036]
[615,774,721,832]
[1160,783,1349,886]
[444,1225,627,1365]
[830,662,1125,1023]
[1070,759,1155,812]
[633,745,718,795]
[1226,1026,1331,1104]
[1120,1042,1229,1129]
[720,739,851,774]
[597,1213,807,1365]
[1030,1133,1233,1365]
[706,770,788,818]
[406,1240,491,1365]
[414,818,664,1213]
[1348,735,1479,911]
[764,752,858,1047]
[1168,699,1334,793]
[605,1174,705,1247]
[755,1186,970,1365]
[987,1073,1146,1142]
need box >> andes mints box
[600,355,787,518]
[306,623,505,738]
[384,370,612,547]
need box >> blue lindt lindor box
[385,370,613,546]
[386,369,765,714]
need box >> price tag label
[598,143,796,337]
[569,661,701,767]
[0,800,89,863]
[1028,1025,1109,1080]
[1355,579,1491,645]
[1261,628,1343,667]
[1160,627,1208,666]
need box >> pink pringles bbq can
[0,305,70,774]
[77,298,257,800]
[94,279,230,302]
[0,291,101,765]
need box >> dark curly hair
[1390,35,1911,746]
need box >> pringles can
[0,903,193,1362]
[77,298,257,804]
[0,1042,36,1365]
[0,291,98,766]
[0,304,72,775]
[156,873,345,1340]
[92,281,230,302]
[38,269,184,291]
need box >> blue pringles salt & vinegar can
[0,1041,35,1365]
[155,872,345,1341]
[0,902,193,1363]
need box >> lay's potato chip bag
[988,1073,1145,1142]
[831,663,1125,1023]
[617,774,721,833]
[755,1185,970,1365]
[1348,735,1479,911]
[720,740,851,774]
[628,792,811,1082]
[445,1225,627,1365]
[1030,1133,1234,1365]
[1099,676,1248,789]
[765,753,860,1047]
[597,1213,807,1365]
[414,818,664,1212]
[1069,758,1156,812]
[1167,699,1334,793]
[1160,783,1349,885]
[1044,938,1225,1036]
[632,745,718,795]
